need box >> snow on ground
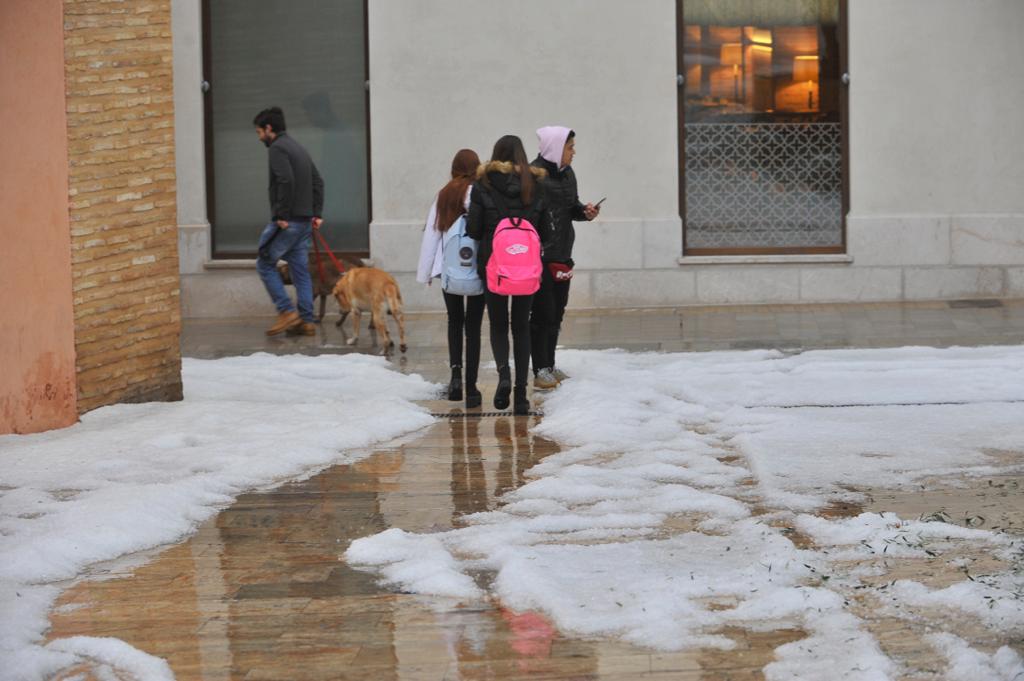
[0,353,436,681]
[347,346,1024,680]
[926,632,1024,681]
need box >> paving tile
[41,300,1024,679]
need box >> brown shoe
[266,310,301,336]
[286,321,317,336]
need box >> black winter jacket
[531,155,587,264]
[267,132,325,221]
[466,161,551,280]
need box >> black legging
[530,266,572,372]
[485,290,533,388]
[443,291,485,386]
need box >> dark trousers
[485,289,533,388]
[530,266,572,372]
[443,291,485,386]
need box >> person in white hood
[416,148,484,407]
[530,126,600,389]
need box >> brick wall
[64,0,183,412]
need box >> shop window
[204,0,369,257]
[680,0,846,254]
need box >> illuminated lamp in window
[793,55,819,110]
[720,43,743,101]
[746,27,772,46]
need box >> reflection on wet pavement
[181,299,1024,362]
[768,474,1024,679]
[44,302,1024,679]
[47,401,814,680]
[846,475,1024,679]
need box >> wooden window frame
[201,0,372,261]
[677,0,849,257]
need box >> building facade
[2,0,183,435]
[174,0,1024,315]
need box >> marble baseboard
[1007,268,1024,297]
[847,213,1024,269]
[798,267,902,302]
[573,218,683,269]
[695,267,800,304]
[370,217,684,273]
[904,266,1005,300]
[951,215,1024,265]
[177,223,211,275]
[591,269,696,307]
[846,215,950,266]
[181,269,449,319]
[180,263,1016,317]
[390,272,446,312]
[181,271,270,318]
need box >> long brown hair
[435,148,480,232]
[483,135,535,205]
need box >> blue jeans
[256,219,314,322]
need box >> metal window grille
[685,122,842,249]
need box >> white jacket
[415,186,472,284]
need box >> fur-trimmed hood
[476,160,547,180]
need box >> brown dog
[277,253,361,321]
[332,267,407,354]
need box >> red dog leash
[312,227,345,289]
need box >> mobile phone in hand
[594,197,606,208]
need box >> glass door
[679,0,847,254]
[204,0,369,257]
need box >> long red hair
[435,148,480,232]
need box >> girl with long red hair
[416,148,484,407]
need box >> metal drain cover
[429,411,543,418]
[948,299,1003,308]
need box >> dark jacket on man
[466,161,551,280]
[267,132,324,221]
[530,155,586,264]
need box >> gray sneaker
[534,368,559,390]
[551,367,570,382]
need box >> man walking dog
[254,106,325,336]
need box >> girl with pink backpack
[466,135,552,415]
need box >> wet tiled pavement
[183,299,1024,362]
[47,300,1024,679]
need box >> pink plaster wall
[0,0,79,433]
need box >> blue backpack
[441,214,484,296]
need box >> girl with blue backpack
[466,135,551,415]
[416,148,485,407]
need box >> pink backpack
[486,192,543,296]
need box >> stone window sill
[203,257,375,270]
[204,259,256,270]
[678,254,853,266]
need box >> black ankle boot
[494,366,511,410]
[465,384,482,408]
[513,385,530,415]
[447,366,462,401]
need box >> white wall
[177,0,1024,317]
[369,0,678,220]
[171,0,210,275]
[368,0,682,310]
[849,0,1024,215]
[846,0,1024,295]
